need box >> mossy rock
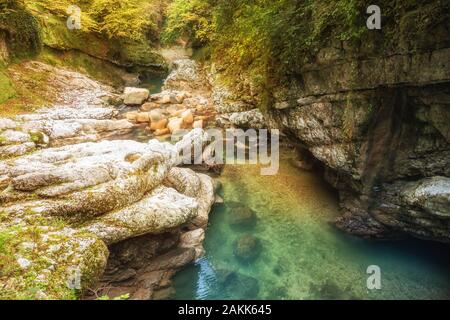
[0,69,15,104]
[0,225,109,300]
[0,0,42,59]
[28,130,48,146]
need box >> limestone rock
[135,112,150,123]
[150,119,168,131]
[206,35,450,243]
[164,59,204,91]
[182,109,194,125]
[123,87,149,105]
[0,119,49,159]
[227,109,266,129]
[168,117,184,133]
[401,177,450,218]
[126,112,138,122]
[149,109,164,122]
[141,102,160,111]
[212,85,255,114]
[180,228,206,259]
[83,186,198,245]
[22,118,134,147]
[193,119,204,129]
[180,228,205,248]
[164,167,201,198]
[154,128,170,136]
[164,167,215,229]
[0,225,108,300]
[17,107,118,122]
[0,130,216,299]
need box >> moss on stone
[0,68,16,104]
[0,225,108,300]
[0,61,54,116]
[38,48,126,88]
[22,0,166,69]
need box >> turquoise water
[172,149,450,300]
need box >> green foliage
[0,227,14,254]
[0,226,78,300]
[163,0,449,93]
[162,0,372,90]
[0,0,42,59]
[88,0,162,41]
[97,293,130,300]
[26,0,166,42]
[16,0,168,67]
[38,47,126,87]
[0,58,57,116]
[162,0,214,46]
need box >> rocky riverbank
[0,59,217,300]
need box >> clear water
[172,148,450,300]
[139,73,166,94]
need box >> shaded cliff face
[207,3,450,243]
[266,43,450,242]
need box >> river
[171,148,450,300]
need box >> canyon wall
[269,47,450,242]
[210,10,450,243]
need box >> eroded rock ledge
[0,62,133,159]
[0,129,215,299]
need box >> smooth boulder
[123,87,149,105]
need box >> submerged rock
[233,234,262,262]
[222,272,260,299]
[214,268,260,299]
[215,268,236,285]
[227,202,257,229]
